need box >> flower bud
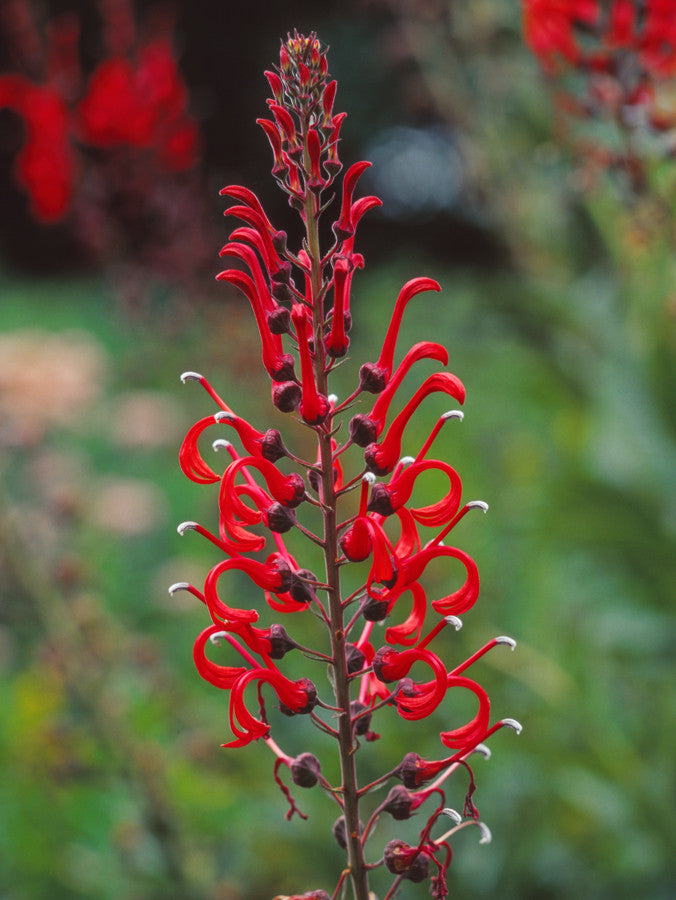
[332,815,363,850]
[382,785,414,820]
[279,677,317,716]
[349,413,377,447]
[289,568,318,605]
[362,595,389,622]
[344,642,366,675]
[366,481,395,516]
[267,307,291,334]
[384,839,429,882]
[263,501,295,533]
[260,429,288,462]
[350,700,371,736]
[267,624,297,659]
[291,751,321,787]
[272,381,301,413]
[358,361,387,394]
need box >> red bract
[176,30,519,900]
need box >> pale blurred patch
[108,390,184,449]
[88,477,167,535]
[0,329,108,446]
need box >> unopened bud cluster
[175,31,519,900]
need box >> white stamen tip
[168,582,190,595]
[441,808,462,824]
[495,636,517,650]
[501,718,523,734]
[363,472,377,484]
[328,394,338,404]
[477,822,492,845]
[209,630,228,646]
[212,439,232,451]
[214,411,234,422]
[468,500,489,513]
[442,410,464,421]
[177,521,197,536]
[181,371,203,383]
[444,615,463,631]
[399,456,416,467]
[472,743,491,760]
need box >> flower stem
[304,167,370,900]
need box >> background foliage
[0,2,674,898]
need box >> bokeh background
[0,1,674,898]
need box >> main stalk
[304,184,370,900]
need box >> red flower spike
[368,459,463,526]
[364,373,466,476]
[204,555,294,624]
[257,117,288,177]
[269,101,298,147]
[219,185,277,234]
[351,341,449,446]
[290,304,330,425]
[265,70,283,103]
[223,203,281,270]
[214,411,287,462]
[193,624,248,689]
[179,414,224,484]
[439,676,491,751]
[216,269,296,382]
[359,278,442,393]
[324,256,351,358]
[333,160,371,240]
[178,519,259,558]
[397,545,479,617]
[339,517,372,562]
[324,111,347,175]
[180,371,232,411]
[384,582,428,647]
[219,240,277,312]
[306,127,325,193]
[221,456,305,524]
[372,646,448,720]
[385,506,421,561]
[322,79,337,123]
[370,342,449,432]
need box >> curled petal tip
[468,500,489,513]
[181,371,203,383]
[214,411,235,422]
[501,717,523,734]
[168,582,190,595]
[444,615,463,631]
[208,630,228,646]
[177,521,197,536]
[399,456,416,467]
[472,743,491,759]
[496,635,517,650]
[477,822,492,845]
[441,807,462,824]
[212,439,232,451]
[442,409,464,421]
